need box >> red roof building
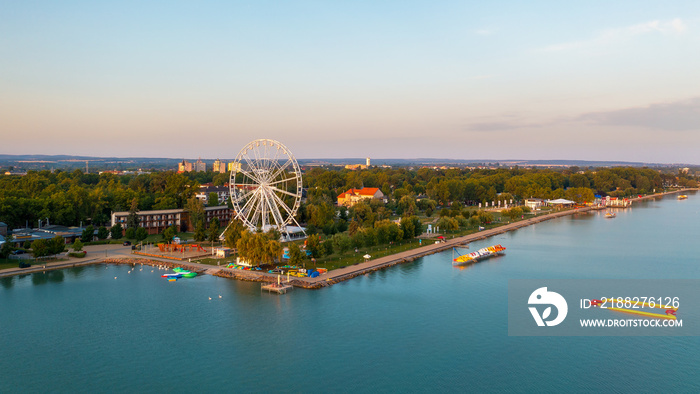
[337,187,385,207]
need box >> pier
[261,282,293,294]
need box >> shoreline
[1,188,694,286]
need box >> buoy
[114,277,117,279]
[218,295,222,298]
[208,297,212,300]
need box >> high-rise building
[228,161,241,172]
[195,158,206,172]
[178,160,193,173]
[366,157,371,166]
[213,159,222,173]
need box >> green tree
[208,217,221,242]
[437,217,459,232]
[72,239,84,252]
[0,235,13,258]
[126,198,139,229]
[194,224,207,242]
[153,196,178,210]
[502,207,523,221]
[46,236,65,257]
[110,223,123,240]
[397,195,417,216]
[236,230,282,266]
[125,227,136,239]
[351,201,375,227]
[31,239,49,259]
[135,227,148,242]
[331,233,352,253]
[351,231,364,249]
[287,243,304,266]
[476,210,493,225]
[400,216,415,240]
[223,219,246,249]
[564,187,595,204]
[96,226,109,240]
[186,196,206,241]
[363,227,377,247]
[569,173,590,188]
[305,235,322,258]
[323,240,334,256]
[185,196,205,230]
[208,192,219,206]
[81,225,94,243]
[162,225,176,243]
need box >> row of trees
[1,166,696,254]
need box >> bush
[81,225,95,243]
[97,226,109,240]
[68,251,87,258]
[110,223,123,240]
[19,261,31,268]
[135,227,148,242]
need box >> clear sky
[1,1,699,163]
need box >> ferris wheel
[226,139,304,240]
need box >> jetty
[261,282,293,294]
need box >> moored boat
[678,195,688,200]
[604,211,616,218]
[453,244,506,266]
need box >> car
[12,250,26,255]
[123,241,131,246]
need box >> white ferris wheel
[226,139,304,240]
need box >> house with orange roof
[337,187,386,207]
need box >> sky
[1,1,699,163]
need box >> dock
[261,282,293,294]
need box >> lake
[1,193,699,392]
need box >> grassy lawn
[195,256,238,266]
[0,258,19,270]
[0,257,68,270]
[180,207,573,272]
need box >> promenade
[1,188,693,287]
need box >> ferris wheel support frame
[221,139,305,242]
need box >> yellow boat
[678,195,688,200]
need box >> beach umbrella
[437,235,445,239]
[363,254,371,261]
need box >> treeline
[0,166,695,231]
[0,169,222,229]
[295,166,694,238]
[303,166,692,207]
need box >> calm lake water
[2,193,699,393]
